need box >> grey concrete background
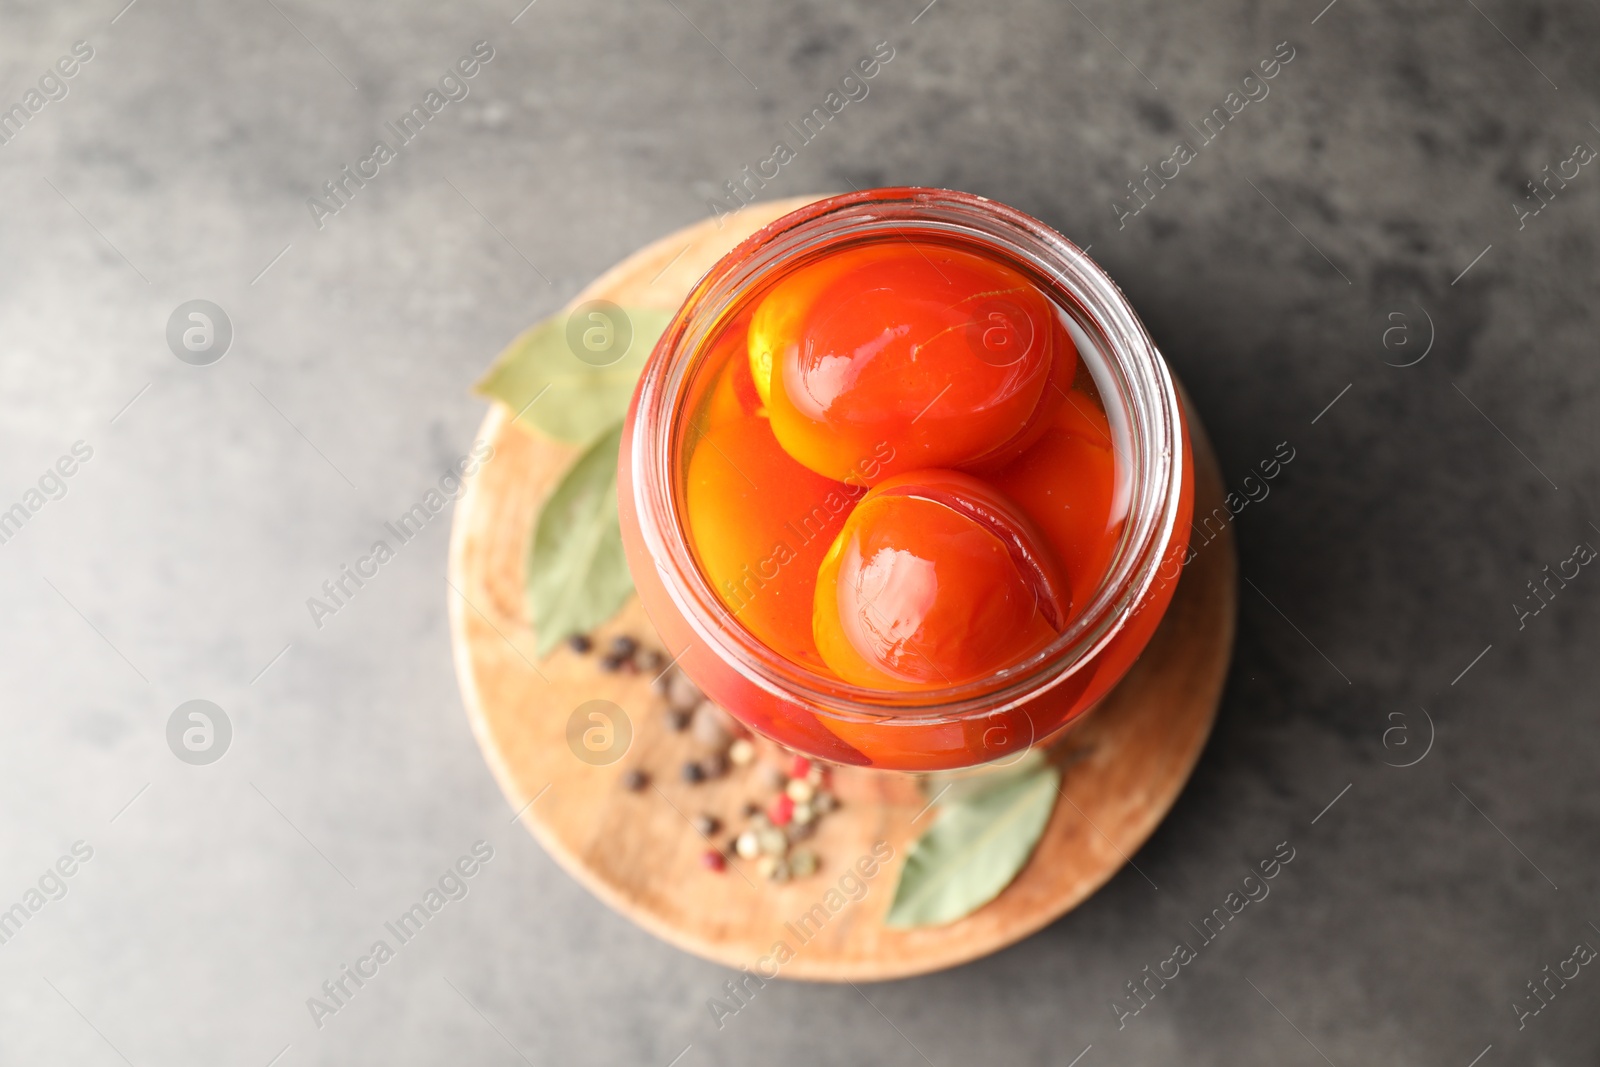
[1,0,1596,1063]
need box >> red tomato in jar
[750,242,1075,486]
[812,469,1068,689]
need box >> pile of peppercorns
[569,631,842,882]
[569,632,666,676]
[728,752,837,883]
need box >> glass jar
[618,188,1193,771]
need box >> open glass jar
[619,188,1193,772]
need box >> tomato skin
[685,415,861,670]
[812,469,1066,689]
[754,243,1069,485]
[962,311,1082,474]
[989,388,1121,615]
[748,253,867,410]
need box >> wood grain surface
[446,197,1237,981]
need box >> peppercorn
[789,848,818,878]
[693,814,721,837]
[768,794,795,827]
[681,761,706,784]
[702,752,729,779]
[621,769,648,792]
[758,827,788,856]
[728,739,756,766]
[666,709,692,733]
[608,634,638,659]
[701,849,727,872]
[566,633,593,654]
[598,652,627,673]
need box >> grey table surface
[2,0,1597,1063]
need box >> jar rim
[628,187,1185,723]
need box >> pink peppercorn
[769,794,794,827]
[789,755,812,780]
[701,849,726,872]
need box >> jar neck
[629,187,1184,720]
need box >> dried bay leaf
[477,306,673,445]
[525,421,633,655]
[886,761,1060,928]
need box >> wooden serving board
[447,197,1237,981]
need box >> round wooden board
[448,197,1238,981]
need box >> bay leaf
[525,421,634,655]
[885,761,1060,928]
[476,306,674,445]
